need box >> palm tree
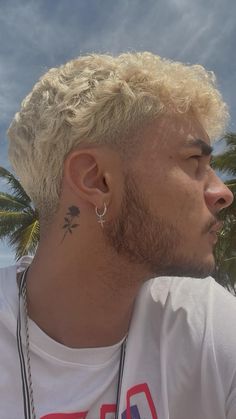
[211,133,236,176]
[0,167,39,261]
[212,133,236,294]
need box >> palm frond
[0,192,31,211]
[8,219,40,260]
[0,167,40,261]
[0,167,32,206]
[0,211,37,239]
[224,132,236,147]
[212,133,236,176]
[211,152,236,175]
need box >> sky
[0,0,236,266]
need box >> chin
[191,253,216,278]
[189,257,215,279]
[155,254,216,279]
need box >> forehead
[143,114,211,153]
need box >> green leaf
[0,166,39,260]
[0,167,32,206]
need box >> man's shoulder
[150,274,211,299]
[0,256,33,318]
[135,278,236,419]
[143,275,236,346]
[0,262,17,292]
[149,274,234,309]
[137,275,216,323]
[136,275,236,337]
[0,263,18,320]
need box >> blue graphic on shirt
[122,405,141,419]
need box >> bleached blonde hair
[7,52,228,224]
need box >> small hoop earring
[95,203,107,228]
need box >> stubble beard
[103,174,215,279]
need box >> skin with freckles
[23,114,234,348]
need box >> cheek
[178,186,200,212]
[151,172,203,219]
[136,160,205,221]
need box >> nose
[205,171,234,213]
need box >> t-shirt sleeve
[209,279,236,419]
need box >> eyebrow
[184,138,213,156]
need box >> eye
[189,154,212,175]
[190,155,202,162]
[188,155,202,172]
[190,154,202,159]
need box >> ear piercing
[95,203,107,227]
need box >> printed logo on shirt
[122,383,158,419]
[41,382,158,419]
[42,413,88,418]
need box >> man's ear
[63,147,113,208]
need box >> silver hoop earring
[95,203,107,228]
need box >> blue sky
[0,0,236,266]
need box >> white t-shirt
[0,256,235,419]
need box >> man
[2,52,235,418]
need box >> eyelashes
[190,155,201,160]
[189,155,213,174]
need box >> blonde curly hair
[7,52,228,223]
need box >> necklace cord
[22,270,37,419]
[115,337,127,419]
[17,267,35,419]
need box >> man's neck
[23,240,149,348]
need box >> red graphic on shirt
[41,413,88,418]
[125,383,158,419]
[100,404,116,418]
[41,383,158,418]
[41,405,116,419]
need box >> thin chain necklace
[17,267,127,419]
